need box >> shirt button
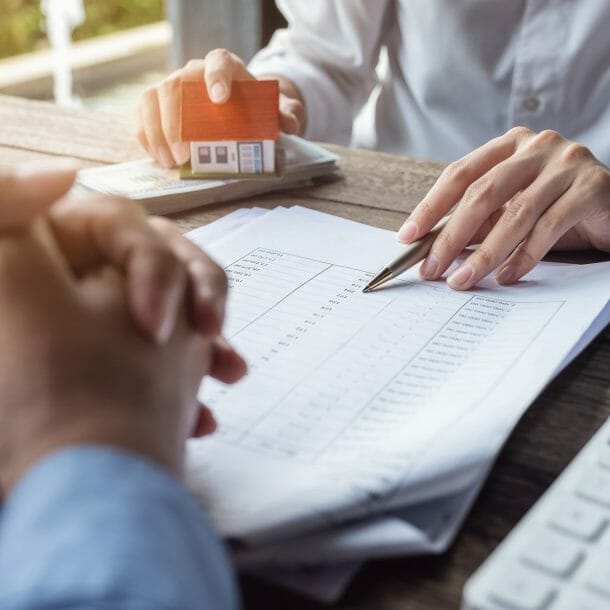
[522,96,540,112]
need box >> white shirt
[249,0,610,164]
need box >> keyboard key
[519,527,584,577]
[552,587,610,609]
[583,555,610,598]
[574,469,610,508]
[463,418,610,610]
[548,496,608,541]
[488,565,556,609]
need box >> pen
[362,215,451,293]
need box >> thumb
[0,165,77,229]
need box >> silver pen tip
[362,268,393,293]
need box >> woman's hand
[137,48,305,168]
[398,127,610,290]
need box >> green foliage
[0,0,165,60]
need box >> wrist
[1,404,187,494]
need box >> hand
[0,217,229,492]
[137,48,306,168]
[1,166,246,383]
[50,197,247,383]
[398,127,610,290]
[0,167,246,473]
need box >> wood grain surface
[1,95,609,610]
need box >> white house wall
[190,141,239,173]
[262,140,275,173]
[190,140,276,174]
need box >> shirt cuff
[0,446,239,610]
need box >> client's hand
[1,166,246,379]
[137,49,305,168]
[398,127,610,290]
[0,217,220,492]
[0,166,248,493]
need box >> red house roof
[180,80,280,142]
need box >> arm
[137,1,392,166]
[0,185,247,609]
[0,448,238,610]
[249,0,393,143]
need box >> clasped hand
[0,167,246,493]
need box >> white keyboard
[463,415,610,610]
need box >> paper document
[185,206,610,549]
[186,206,610,603]
[189,207,363,603]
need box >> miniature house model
[181,80,280,178]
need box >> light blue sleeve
[0,446,240,610]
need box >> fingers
[49,197,187,343]
[398,128,530,244]
[202,49,253,103]
[147,217,247,383]
[209,336,248,384]
[395,127,610,290]
[497,178,604,284]
[158,70,191,166]
[137,50,254,167]
[279,93,305,135]
[0,165,76,229]
[139,86,176,169]
[192,339,248,440]
[446,173,573,289]
[418,154,539,280]
[148,216,228,337]
[191,402,217,438]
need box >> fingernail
[202,285,226,333]
[210,82,226,103]
[172,142,190,166]
[496,264,517,285]
[420,253,439,278]
[157,147,174,169]
[448,263,474,289]
[190,261,225,335]
[155,282,182,344]
[155,311,176,344]
[397,220,418,243]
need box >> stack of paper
[75,136,338,215]
[185,206,610,602]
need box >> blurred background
[0,0,285,113]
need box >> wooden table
[2,94,609,610]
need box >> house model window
[180,80,280,178]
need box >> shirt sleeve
[248,0,392,145]
[0,446,240,610]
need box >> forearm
[249,0,391,144]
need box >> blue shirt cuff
[0,446,239,610]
